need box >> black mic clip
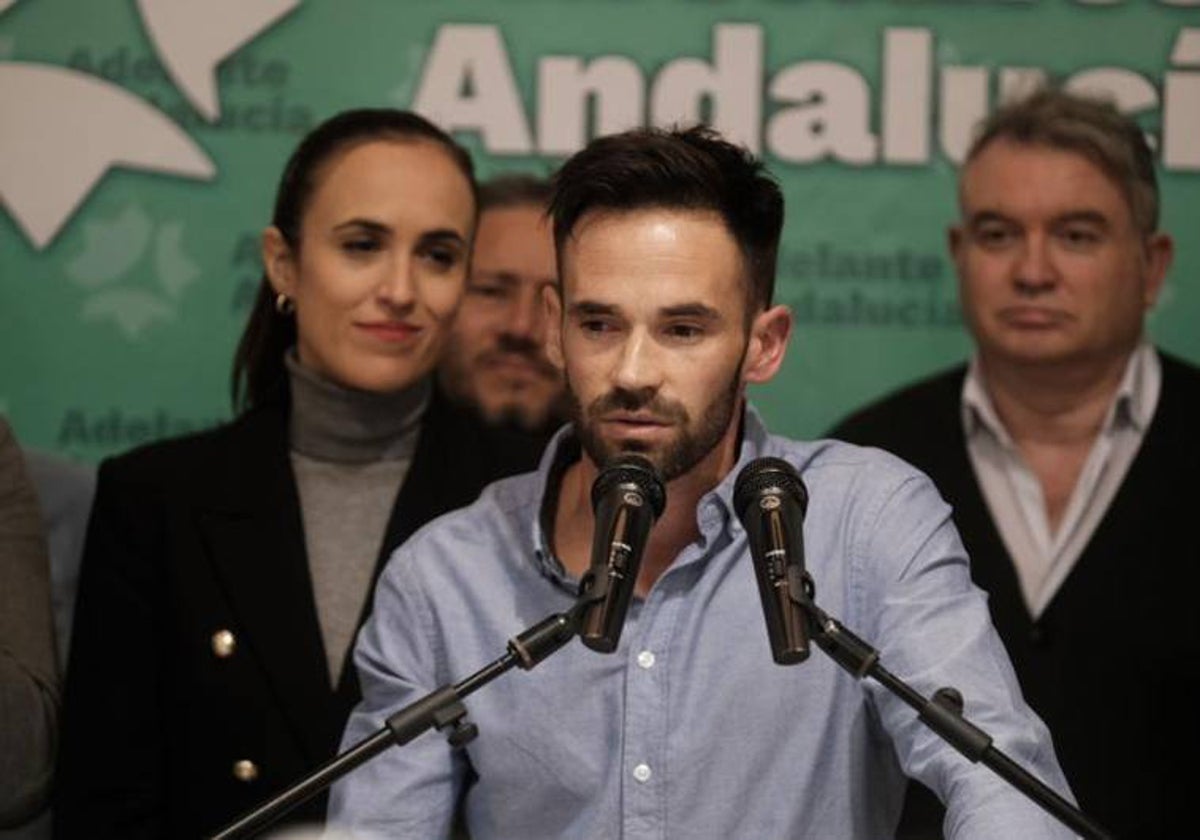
[576,566,611,607]
[786,563,815,608]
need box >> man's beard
[567,369,742,482]
[440,334,564,432]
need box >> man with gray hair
[834,87,1200,839]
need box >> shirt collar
[960,341,1161,444]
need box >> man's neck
[979,348,1134,448]
[978,346,1139,534]
[554,425,741,598]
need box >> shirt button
[637,650,656,669]
[232,759,259,782]
[632,763,652,783]
[211,629,237,658]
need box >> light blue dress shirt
[329,408,1075,840]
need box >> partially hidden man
[833,88,1200,840]
[328,126,1079,839]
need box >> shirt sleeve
[848,463,1080,840]
[327,541,468,839]
[0,418,59,827]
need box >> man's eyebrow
[967,209,1112,228]
[966,210,1015,228]
[472,270,557,286]
[660,303,722,321]
[471,270,521,285]
[567,300,619,317]
[1052,210,1110,227]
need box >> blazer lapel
[198,403,340,761]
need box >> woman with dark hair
[54,109,539,839]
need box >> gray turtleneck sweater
[285,354,429,686]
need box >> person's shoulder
[22,449,96,515]
[97,401,282,489]
[829,364,967,444]
[390,468,543,569]
[1159,350,1200,396]
[371,468,545,618]
[423,386,550,480]
[764,434,934,506]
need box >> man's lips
[482,351,557,379]
[997,306,1072,328]
[601,413,671,432]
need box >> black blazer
[54,386,546,839]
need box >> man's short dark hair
[549,125,783,312]
[965,87,1159,234]
[479,174,554,214]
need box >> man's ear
[1142,231,1174,310]
[261,226,297,298]
[743,304,792,385]
[947,225,963,257]
[543,283,565,370]
[947,225,967,284]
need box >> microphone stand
[795,586,1114,840]
[209,605,584,840]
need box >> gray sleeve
[21,449,96,666]
[0,418,59,827]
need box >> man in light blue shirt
[329,126,1076,839]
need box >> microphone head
[733,457,809,522]
[591,454,667,519]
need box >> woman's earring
[275,292,295,315]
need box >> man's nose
[503,283,545,343]
[612,329,662,392]
[1013,233,1058,295]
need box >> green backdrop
[2,0,1197,461]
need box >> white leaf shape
[154,221,200,299]
[63,204,154,288]
[81,288,175,339]
[136,0,300,121]
[0,62,215,250]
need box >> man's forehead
[958,139,1131,217]
[962,140,1113,191]
[564,205,729,244]
[558,207,751,318]
[473,202,555,275]
[480,201,550,228]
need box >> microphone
[578,454,666,653]
[734,457,812,665]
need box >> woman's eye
[425,247,461,270]
[342,238,381,254]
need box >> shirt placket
[619,563,689,840]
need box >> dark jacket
[831,352,1200,840]
[54,386,546,839]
